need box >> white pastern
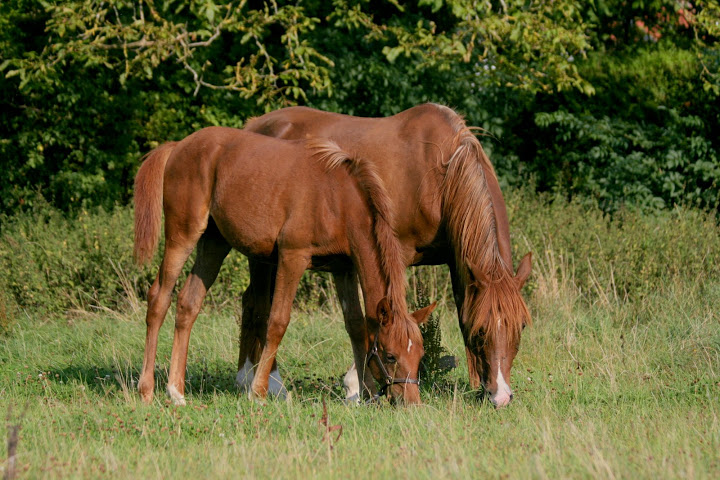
[343,363,360,403]
[235,358,255,391]
[268,368,288,398]
[166,384,186,406]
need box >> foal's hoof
[166,385,187,406]
[248,388,268,404]
[138,383,154,404]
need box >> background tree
[1,0,718,215]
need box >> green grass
[1,275,718,479]
[2,192,719,477]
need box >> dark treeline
[1,0,719,216]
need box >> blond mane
[308,139,422,346]
[432,105,530,344]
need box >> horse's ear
[411,301,438,325]
[376,297,392,327]
[465,256,484,285]
[515,252,532,288]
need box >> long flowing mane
[432,104,530,344]
[308,139,422,346]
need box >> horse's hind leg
[236,259,278,393]
[166,222,231,405]
[333,270,376,401]
[250,250,308,400]
[138,237,198,404]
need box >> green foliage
[490,43,720,211]
[531,108,719,211]
[0,0,595,215]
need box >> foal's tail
[133,142,177,265]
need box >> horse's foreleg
[333,269,376,401]
[166,229,230,405]
[250,251,308,400]
[236,260,277,393]
[449,261,482,389]
[138,240,196,404]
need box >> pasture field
[1,192,719,478]
[1,277,719,479]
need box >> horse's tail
[308,139,408,317]
[133,142,177,265]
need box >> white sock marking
[166,384,186,406]
[268,368,288,398]
[343,363,360,403]
[235,358,254,391]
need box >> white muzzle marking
[491,361,513,407]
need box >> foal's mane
[308,139,422,346]
[431,104,530,344]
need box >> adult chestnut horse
[133,127,435,405]
[240,104,532,407]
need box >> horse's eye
[386,353,397,364]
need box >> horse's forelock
[464,273,531,345]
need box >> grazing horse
[133,127,435,405]
[241,104,532,407]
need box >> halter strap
[365,335,419,400]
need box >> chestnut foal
[133,127,433,405]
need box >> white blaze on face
[235,358,255,391]
[490,319,513,407]
[492,361,513,407]
[407,338,413,353]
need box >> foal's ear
[514,252,532,289]
[376,297,393,327]
[411,301,438,325]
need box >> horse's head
[368,297,437,405]
[465,252,532,407]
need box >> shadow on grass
[44,361,349,404]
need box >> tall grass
[2,187,717,323]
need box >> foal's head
[368,298,437,405]
[464,253,532,407]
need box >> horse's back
[246,104,459,255]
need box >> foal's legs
[250,251,308,399]
[138,237,198,404]
[236,260,286,396]
[166,225,231,405]
[333,270,376,400]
